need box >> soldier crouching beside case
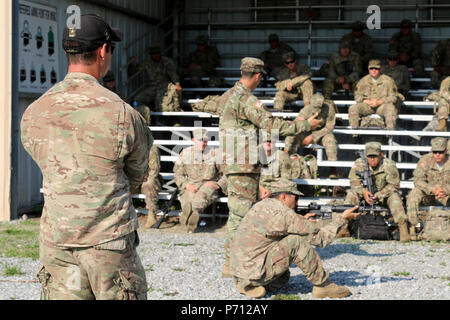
[174,129,227,233]
[21,14,151,300]
[406,138,449,239]
[344,142,410,242]
[230,179,360,299]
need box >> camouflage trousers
[234,234,329,290]
[135,83,182,112]
[399,58,424,77]
[322,78,356,100]
[140,176,162,213]
[406,188,450,225]
[273,83,314,110]
[285,133,337,161]
[345,190,408,223]
[437,99,449,121]
[179,183,219,226]
[189,68,223,88]
[430,71,447,89]
[348,102,398,129]
[225,173,259,256]
[37,231,147,300]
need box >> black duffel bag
[349,213,399,240]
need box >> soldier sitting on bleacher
[382,51,410,102]
[339,21,374,72]
[259,33,297,78]
[435,76,450,131]
[349,60,399,132]
[173,128,227,233]
[430,38,450,89]
[273,51,314,110]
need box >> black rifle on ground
[296,202,390,220]
[152,187,179,229]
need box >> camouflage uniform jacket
[274,63,312,83]
[413,153,450,195]
[298,100,336,144]
[354,74,399,105]
[431,39,450,67]
[139,56,179,89]
[230,198,347,281]
[340,32,374,64]
[21,72,152,248]
[174,146,227,193]
[388,31,422,60]
[187,45,221,74]
[381,64,410,94]
[327,52,362,83]
[219,81,311,174]
[259,43,297,72]
[348,157,401,202]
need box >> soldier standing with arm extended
[273,51,314,110]
[406,138,449,237]
[219,57,323,277]
[349,60,399,130]
[344,142,410,242]
[20,14,152,300]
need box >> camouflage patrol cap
[267,178,303,196]
[196,35,208,45]
[365,142,382,156]
[192,128,208,141]
[387,50,399,60]
[400,19,413,28]
[282,51,296,61]
[102,70,115,82]
[148,44,161,54]
[241,57,267,74]
[339,39,351,49]
[352,21,365,31]
[431,137,448,152]
[310,93,325,109]
[63,14,123,54]
[268,34,279,42]
[368,59,381,68]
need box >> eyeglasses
[432,151,445,154]
[369,67,380,70]
[285,59,295,65]
[106,43,115,54]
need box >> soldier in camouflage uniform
[230,179,360,299]
[21,14,151,300]
[185,35,222,88]
[131,44,182,112]
[259,34,297,78]
[284,94,338,178]
[406,138,449,238]
[345,142,410,241]
[340,21,374,71]
[430,39,450,89]
[219,57,323,277]
[349,60,399,130]
[102,70,125,99]
[388,19,425,76]
[435,76,450,131]
[174,129,227,233]
[273,51,314,110]
[382,51,410,101]
[323,40,362,99]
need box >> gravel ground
[0,220,449,301]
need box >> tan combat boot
[409,226,418,241]
[312,279,351,299]
[222,242,232,278]
[144,211,157,229]
[398,220,410,242]
[237,283,266,299]
[436,119,447,131]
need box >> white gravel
[0,225,449,300]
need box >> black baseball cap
[63,14,123,54]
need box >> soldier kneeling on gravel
[230,179,360,299]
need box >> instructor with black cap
[21,14,152,300]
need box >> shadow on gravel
[315,242,403,260]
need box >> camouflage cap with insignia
[282,51,296,61]
[368,59,381,68]
[148,44,161,54]
[400,19,413,28]
[431,137,448,152]
[339,39,351,49]
[387,50,399,60]
[365,141,382,156]
[192,128,208,141]
[241,57,267,74]
[268,33,279,42]
[310,93,325,109]
[267,178,303,196]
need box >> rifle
[354,150,378,209]
[152,187,179,229]
[296,201,389,220]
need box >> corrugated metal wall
[15,0,169,219]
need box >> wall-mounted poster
[19,0,59,94]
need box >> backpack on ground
[420,209,449,241]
